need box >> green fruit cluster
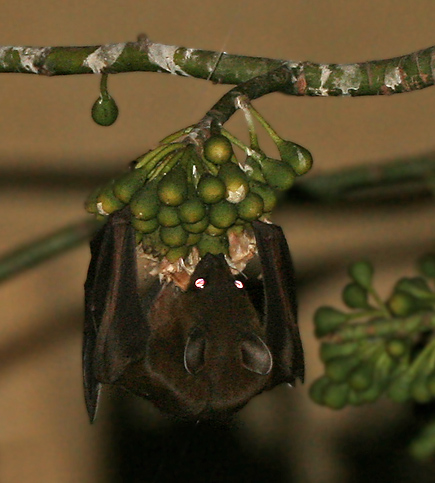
[85,127,312,262]
[311,257,435,410]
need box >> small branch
[0,217,103,283]
[0,39,434,97]
[293,154,435,202]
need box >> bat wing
[252,221,304,386]
[83,207,149,422]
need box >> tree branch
[0,218,103,283]
[1,39,434,96]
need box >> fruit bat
[83,207,304,422]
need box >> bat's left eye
[194,278,206,289]
[234,280,244,289]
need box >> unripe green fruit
[182,216,209,234]
[244,156,266,183]
[157,205,181,227]
[208,200,238,229]
[157,166,188,206]
[130,180,160,220]
[325,356,360,383]
[277,140,313,176]
[249,182,277,213]
[186,232,202,246]
[237,192,264,221]
[85,186,101,214]
[322,382,349,409]
[92,94,118,126]
[113,169,146,203]
[166,245,189,263]
[342,282,370,309]
[260,158,295,191]
[314,307,349,337]
[419,253,435,279]
[205,224,226,236]
[96,182,125,215]
[159,225,188,248]
[320,342,359,362]
[388,291,419,317]
[218,162,249,203]
[387,373,412,403]
[178,198,207,224]
[309,376,331,405]
[141,230,169,256]
[385,338,409,358]
[131,217,159,234]
[410,374,432,403]
[203,134,233,165]
[348,363,374,391]
[348,261,374,290]
[197,234,229,257]
[197,174,226,204]
[357,380,384,403]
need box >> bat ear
[184,327,206,374]
[241,333,273,375]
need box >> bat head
[121,253,274,420]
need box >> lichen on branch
[0,39,434,97]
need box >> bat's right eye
[194,278,206,289]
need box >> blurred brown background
[0,0,434,481]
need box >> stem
[0,40,434,97]
[293,154,435,202]
[0,218,103,283]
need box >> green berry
[197,234,229,256]
[309,376,330,405]
[249,182,277,213]
[314,307,349,337]
[388,291,419,317]
[178,198,207,224]
[385,338,409,359]
[348,363,374,392]
[411,373,432,403]
[348,261,374,290]
[166,245,189,263]
[203,134,233,165]
[159,225,188,248]
[322,382,349,409]
[260,157,295,191]
[325,356,360,383]
[237,192,264,221]
[208,200,238,229]
[131,217,159,234]
[96,181,125,215]
[205,224,227,236]
[92,94,118,126]
[277,140,313,176]
[157,166,188,206]
[419,253,435,279]
[197,174,226,204]
[158,205,181,227]
[130,180,160,221]
[113,169,146,203]
[182,216,209,234]
[218,162,250,203]
[342,282,370,309]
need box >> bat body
[84,207,304,422]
